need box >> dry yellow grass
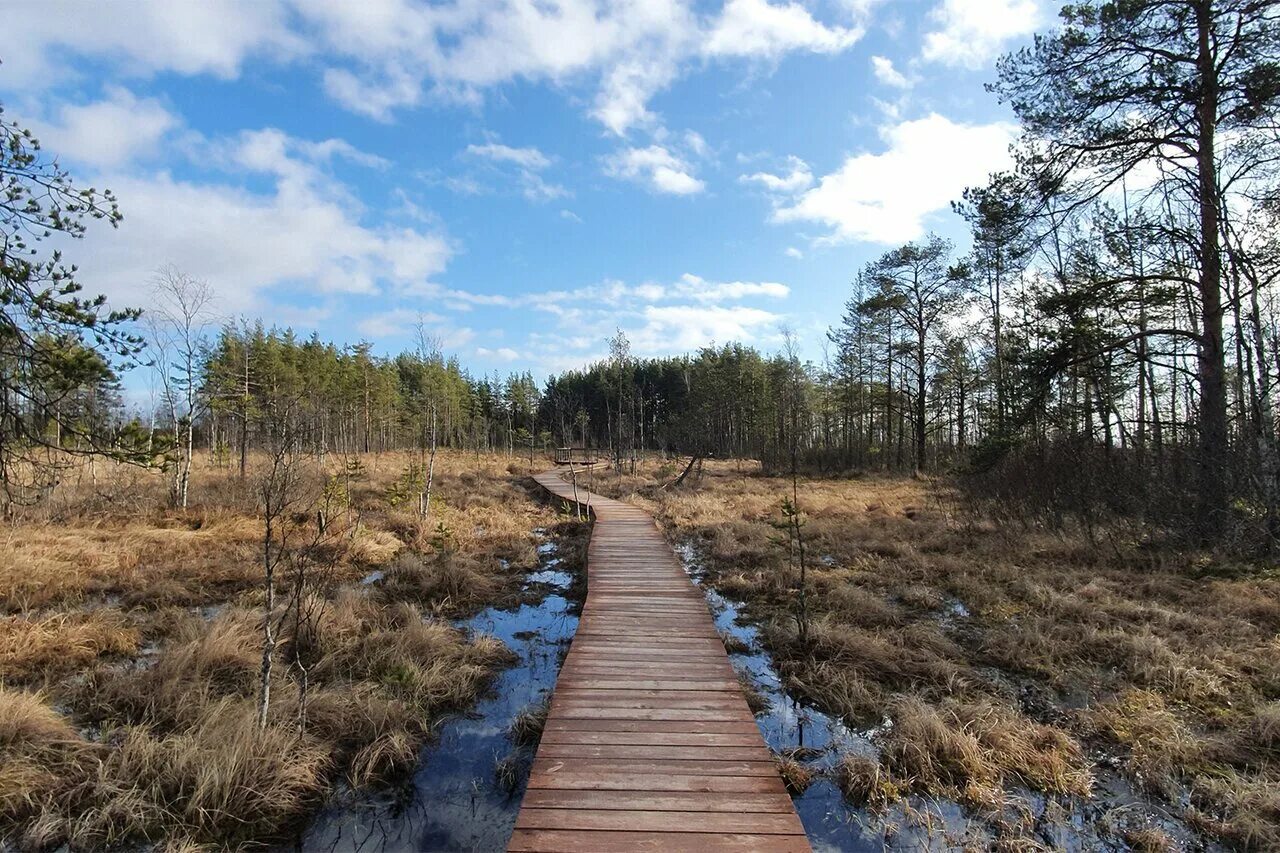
[588,457,1280,849]
[0,449,568,850]
[1,516,263,612]
[0,611,139,681]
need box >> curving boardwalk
[508,469,810,852]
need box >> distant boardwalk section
[508,470,810,852]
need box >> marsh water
[675,540,1220,853]
[297,530,580,852]
[296,517,1214,853]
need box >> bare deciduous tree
[150,265,214,510]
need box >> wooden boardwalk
[508,470,810,852]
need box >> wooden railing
[553,447,598,465]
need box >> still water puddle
[298,532,580,852]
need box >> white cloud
[444,176,485,195]
[321,65,430,120]
[704,0,864,59]
[224,128,389,184]
[28,86,179,169]
[560,209,584,223]
[771,113,1016,244]
[683,130,710,158]
[476,346,521,361]
[740,156,813,193]
[6,1,876,135]
[672,273,789,302]
[437,326,477,349]
[520,172,570,201]
[0,1,301,86]
[871,95,902,120]
[444,272,787,316]
[785,246,804,258]
[870,55,910,88]
[469,271,793,372]
[63,128,453,316]
[632,304,781,352]
[358,308,445,338]
[921,0,1040,69]
[461,138,567,201]
[525,278,790,368]
[593,59,681,136]
[605,145,705,195]
[465,142,551,170]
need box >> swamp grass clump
[5,599,514,849]
[0,450,562,850]
[0,611,140,682]
[587,458,1280,849]
[774,755,814,794]
[737,673,772,716]
[495,699,553,795]
[508,699,550,748]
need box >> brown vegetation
[591,458,1280,849]
[0,451,559,850]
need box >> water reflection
[298,534,580,852]
[673,541,1214,852]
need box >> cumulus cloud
[870,55,910,88]
[465,142,551,170]
[604,145,705,195]
[0,0,301,86]
[769,113,1016,244]
[442,273,789,316]
[49,118,451,316]
[593,59,682,136]
[704,0,864,58]
[475,346,521,361]
[4,1,874,135]
[631,304,781,352]
[357,309,445,338]
[672,274,789,302]
[501,273,791,369]
[461,138,567,201]
[921,0,1041,69]
[24,87,179,169]
[740,156,813,193]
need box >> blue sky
[3,0,1049,380]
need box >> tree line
[3,1,1279,549]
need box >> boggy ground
[0,450,567,851]
[587,458,1280,851]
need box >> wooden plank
[562,661,734,673]
[508,830,811,852]
[550,676,742,691]
[553,691,749,709]
[543,719,761,735]
[536,744,774,762]
[547,701,747,717]
[526,772,788,794]
[541,730,764,746]
[511,470,810,852]
[521,789,797,813]
[547,679,742,692]
[515,808,805,834]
